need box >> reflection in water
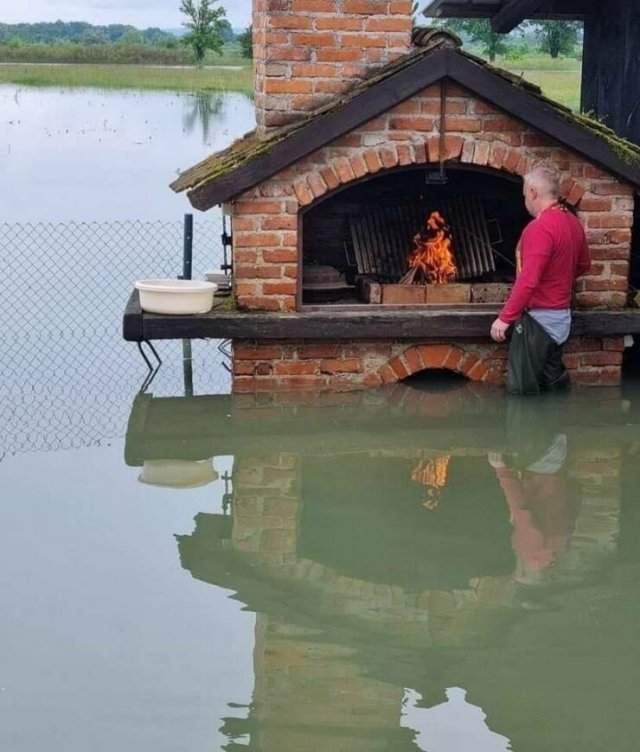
[126,383,640,751]
[402,688,512,751]
[182,92,225,143]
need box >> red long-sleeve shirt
[500,205,591,325]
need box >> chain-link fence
[0,217,232,461]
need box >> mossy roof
[170,28,640,207]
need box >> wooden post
[581,2,640,145]
[182,213,193,281]
[182,212,194,396]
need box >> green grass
[0,47,580,107]
[494,53,582,111]
[0,62,253,93]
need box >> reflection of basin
[135,279,217,314]
[139,458,218,489]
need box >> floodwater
[2,375,640,752]
[2,80,640,752]
[0,85,255,221]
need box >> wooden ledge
[123,290,640,343]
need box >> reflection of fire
[412,455,451,511]
[401,211,457,285]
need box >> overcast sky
[0,1,252,29]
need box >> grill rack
[348,197,500,281]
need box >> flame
[407,211,457,285]
[412,454,451,511]
[412,454,451,489]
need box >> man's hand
[490,318,510,343]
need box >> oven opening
[301,166,529,307]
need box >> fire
[402,210,457,285]
[412,454,451,511]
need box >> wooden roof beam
[422,0,589,23]
[491,0,545,32]
[422,1,502,19]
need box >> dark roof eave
[182,48,640,211]
[422,0,590,26]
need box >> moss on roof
[170,28,640,197]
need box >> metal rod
[182,339,193,398]
[439,80,447,179]
[145,340,162,367]
[183,213,193,281]
[221,213,233,273]
[137,341,153,372]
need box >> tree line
[0,16,236,49]
[435,18,582,61]
[0,4,581,67]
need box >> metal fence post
[182,213,193,281]
[182,213,194,395]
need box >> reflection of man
[489,433,578,585]
[401,687,512,751]
[490,165,591,394]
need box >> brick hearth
[233,337,626,391]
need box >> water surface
[2,379,639,751]
[0,86,254,221]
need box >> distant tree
[443,19,510,61]
[118,29,144,45]
[80,28,107,45]
[179,0,226,63]
[532,20,581,58]
[239,25,252,59]
[218,19,235,43]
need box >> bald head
[523,164,561,217]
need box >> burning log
[400,210,458,285]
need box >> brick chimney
[253,0,413,137]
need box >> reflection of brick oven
[173,405,628,748]
[252,615,406,752]
[170,5,640,392]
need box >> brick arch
[378,344,506,386]
[292,140,586,210]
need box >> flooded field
[0,85,254,221]
[1,80,639,752]
[2,376,640,751]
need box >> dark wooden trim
[296,212,303,312]
[444,49,640,187]
[423,0,589,21]
[423,1,503,19]
[188,51,450,210]
[491,0,546,33]
[187,45,639,211]
[122,289,144,341]
[123,290,640,342]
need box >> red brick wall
[232,337,626,391]
[253,0,413,134]
[232,82,635,313]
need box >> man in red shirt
[490,164,591,393]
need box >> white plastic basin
[135,279,217,315]
[139,459,218,489]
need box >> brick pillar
[253,0,413,136]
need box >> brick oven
[168,2,640,392]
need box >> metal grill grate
[348,197,498,281]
